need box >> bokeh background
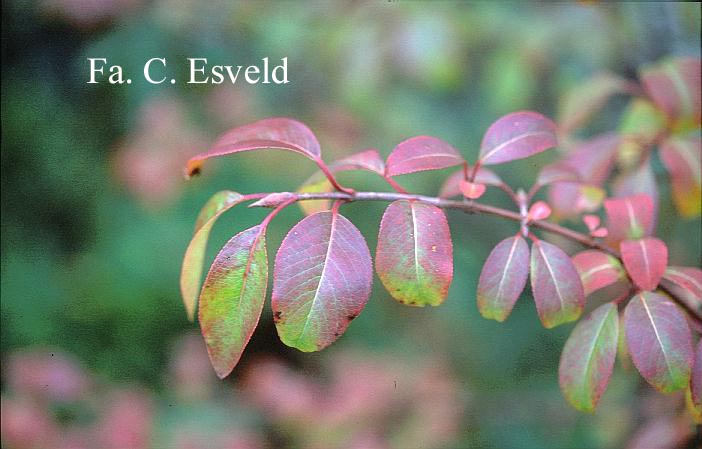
[2,2,701,448]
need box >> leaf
[640,57,701,126]
[460,180,486,199]
[376,200,453,306]
[479,111,558,165]
[548,183,605,219]
[199,225,268,378]
[617,98,666,148]
[297,149,386,215]
[604,194,654,245]
[385,136,464,177]
[181,191,246,321]
[612,158,659,220]
[535,163,580,187]
[620,237,668,292]
[624,292,694,393]
[272,210,372,352]
[692,340,702,408]
[559,302,619,412]
[558,72,633,133]
[572,250,625,297]
[477,235,530,322]
[663,266,702,301]
[530,240,585,328]
[659,135,702,218]
[439,166,502,198]
[186,118,321,177]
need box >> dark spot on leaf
[346,314,357,321]
[334,332,340,337]
[189,167,201,177]
[273,311,282,322]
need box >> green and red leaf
[624,292,694,393]
[376,200,453,306]
[659,135,701,218]
[477,235,530,322]
[272,210,372,352]
[530,240,585,328]
[620,237,668,292]
[385,136,464,177]
[199,225,268,378]
[639,57,701,127]
[604,194,655,244]
[572,250,625,297]
[186,118,321,177]
[558,72,634,134]
[663,266,702,301]
[559,302,619,413]
[181,191,246,321]
[479,111,558,165]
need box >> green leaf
[180,191,245,321]
[559,303,619,413]
[199,225,268,378]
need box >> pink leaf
[530,240,585,328]
[527,201,552,221]
[376,200,453,306]
[181,191,246,321]
[663,266,702,300]
[659,135,701,218]
[591,228,608,238]
[460,180,486,199]
[604,194,655,244]
[385,136,465,177]
[572,250,625,297]
[620,237,668,292]
[479,111,558,165]
[199,225,268,378]
[186,118,321,177]
[477,235,530,322]
[272,210,372,352]
[559,302,619,412]
[640,57,701,124]
[624,292,694,393]
[560,133,620,185]
[582,215,601,232]
[612,158,659,220]
[439,167,502,198]
[692,340,702,407]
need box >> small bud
[249,192,296,208]
[582,214,601,232]
[460,179,486,199]
[527,201,552,221]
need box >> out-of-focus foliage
[2,1,700,448]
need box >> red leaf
[582,215,600,232]
[199,225,268,378]
[604,194,655,244]
[479,111,558,165]
[659,135,701,218]
[439,167,502,198]
[612,158,659,219]
[620,237,668,292]
[624,292,694,393]
[663,266,702,300]
[477,235,530,322]
[640,57,701,125]
[385,136,464,177]
[186,118,321,177]
[272,210,372,352]
[530,240,585,328]
[559,302,619,412]
[572,250,625,297]
[560,133,620,185]
[693,340,702,407]
[376,200,453,306]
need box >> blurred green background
[2,2,700,448]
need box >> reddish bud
[528,201,552,221]
[460,179,486,199]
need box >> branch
[256,190,702,323]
